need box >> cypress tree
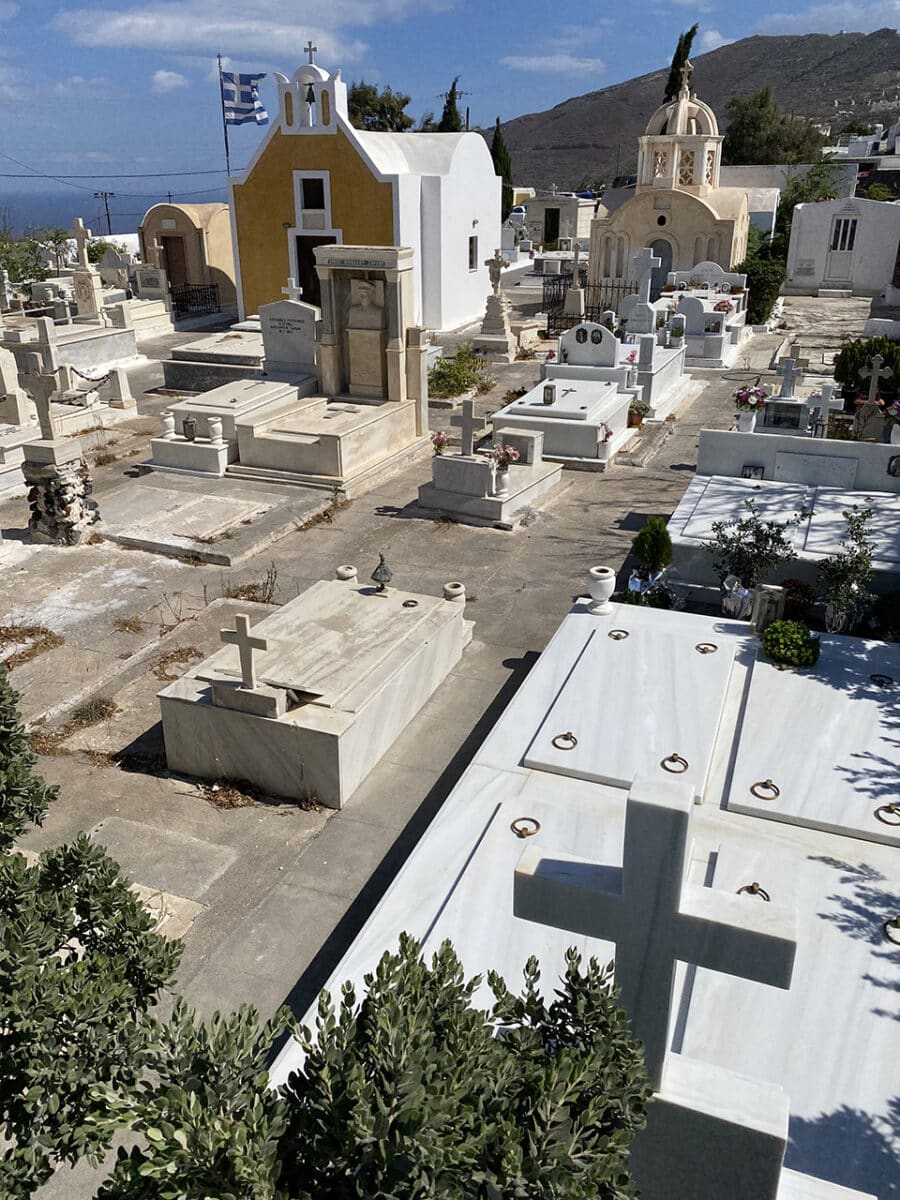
[663,24,698,102]
[490,116,514,221]
[437,76,464,132]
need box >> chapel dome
[644,70,719,139]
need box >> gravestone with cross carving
[259,282,320,379]
[71,217,92,270]
[450,398,487,457]
[855,353,894,440]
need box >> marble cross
[514,776,797,1089]
[30,374,60,440]
[776,357,804,398]
[282,277,304,302]
[220,613,269,692]
[450,398,486,457]
[633,246,661,304]
[71,217,91,269]
[149,239,164,269]
[305,40,318,64]
[860,353,894,407]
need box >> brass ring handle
[608,628,630,640]
[661,752,689,774]
[875,803,900,827]
[870,673,894,688]
[751,779,780,800]
[510,817,541,839]
[552,731,578,751]
[884,916,900,946]
[737,881,771,902]
[695,642,718,654]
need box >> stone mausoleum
[229,49,499,331]
[588,65,750,297]
[139,202,237,309]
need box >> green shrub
[428,342,494,399]
[736,255,785,326]
[833,337,900,398]
[760,619,821,667]
[632,516,672,574]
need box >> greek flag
[221,71,268,126]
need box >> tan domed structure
[588,65,750,296]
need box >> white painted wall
[697,428,900,493]
[434,135,500,332]
[785,197,900,295]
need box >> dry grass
[113,615,143,634]
[224,562,278,605]
[0,624,64,671]
[152,646,203,682]
[30,695,119,756]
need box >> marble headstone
[259,297,320,378]
[558,321,618,368]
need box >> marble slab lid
[523,625,736,798]
[803,488,900,564]
[680,477,811,542]
[726,643,900,847]
[196,580,448,709]
[502,380,621,422]
[170,379,297,415]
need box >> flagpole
[217,52,232,178]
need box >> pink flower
[627,349,637,364]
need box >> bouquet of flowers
[626,349,638,364]
[490,443,521,470]
[714,299,734,313]
[884,397,900,426]
[431,431,450,456]
[732,383,769,413]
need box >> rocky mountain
[499,29,900,190]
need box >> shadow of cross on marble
[450,398,487,457]
[776,357,808,399]
[513,775,797,1090]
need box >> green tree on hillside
[437,75,464,132]
[722,87,826,165]
[663,25,698,102]
[491,116,514,221]
[347,80,414,132]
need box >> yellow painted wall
[233,127,395,316]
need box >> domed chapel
[588,64,750,296]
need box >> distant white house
[784,195,900,295]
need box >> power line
[0,169,231,178]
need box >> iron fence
[171,282,220,319]
[543,276,638,335]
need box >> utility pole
[93,191,115,236]
[436,83,473,131]
[167,191,174,204]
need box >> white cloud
[0,61,26,100]
[53,74,107,94]
[152,68,187,92]
[501,53,605,73]
[50,0,443,62]
[672,0,716,10]
[756,0,900,34]
[0,2,18,20]
[699,28,733,50]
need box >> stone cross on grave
[514,776,797,1088]
[282,277,304,302]
[860,352,894,407]
[71,217,91,269]
[776,356,805,398]
[634,246,661,305]
[485,248,508,296]
[220,613,269,692]
[30,372,61,441]
[305,40,318,64]
[450,397,486,457]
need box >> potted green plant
[705,498,807,618]
[628,398,649,428]
[632,515,672,576]
[817,505,876,633]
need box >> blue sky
[0,0,898,230]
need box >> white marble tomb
[270,600,896,1199]
[158,578,473,807]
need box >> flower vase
[587,565,616,614]
[891,424,900,445]
[736,411,757,433]
[495,469,510,498]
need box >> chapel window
[678,150,695,186]
[468,235,478,271]
[302,177,326,210]
[831,217,858,252]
